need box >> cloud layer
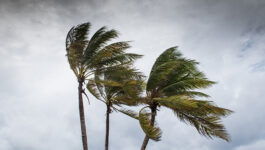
[1,0,265,149]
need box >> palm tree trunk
[78,81,88,150]
[105,103,111,150]
[140,106,157,150]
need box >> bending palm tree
[65,22,141,150]
[139,47,233,150]
[87,64,144,150]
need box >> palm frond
[65,22,91,76]
[194,100,233,117]
[86,41,130,67]
[85,28,119,60]
[155,95,232,141]
[155,95,232,117]
[149,46,182,74]
[95,80,122,87]
[174,91,210,98]
[65,27,74,48]
[154,95,199,111]
[94,69,106,99]
[83,26,106,58]
[147,58,202,92]
[146,48,216,100]
[66,22,90,49]
[174,110,231,141]
[111,96,141,106]
[115,108,139,119]
[147,60,180,91]
[139,108,162,141]
[86,79,103,101]
[161,78,216,94]
[95,53,142,67]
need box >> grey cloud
[1,0,265,150]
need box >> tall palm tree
[138,47,233,150]
[87,64,144,150]
[65,22,141,150]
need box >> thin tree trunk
[105,103,111,150]
[140,106,157,150]
[78,81,88,150]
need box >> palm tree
[65,22,141,150]
[138,47,233,150]
[87,64,144,150]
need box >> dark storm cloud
[1,0,265,150]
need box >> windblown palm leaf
[116,108,139,120]
[139,107,162,141]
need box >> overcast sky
[1,0,265,150]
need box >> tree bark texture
[105,103,111,150]
[78,81,88,150]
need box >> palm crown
[66,22,142,81]
[87,64,145,150]
[87,64,144,107]
[139,47,233,150]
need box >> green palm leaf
[115,108,139,119]
[154,95,199,110]
[149,46,182,73]
[84,27,119,60]
[86,79,103,101]
[174,111,230,141]
[139,108,162,141]
[66,22,90,48]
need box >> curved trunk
[78,81,88,150]
[105,103,111,150]
[140,106,157,150]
